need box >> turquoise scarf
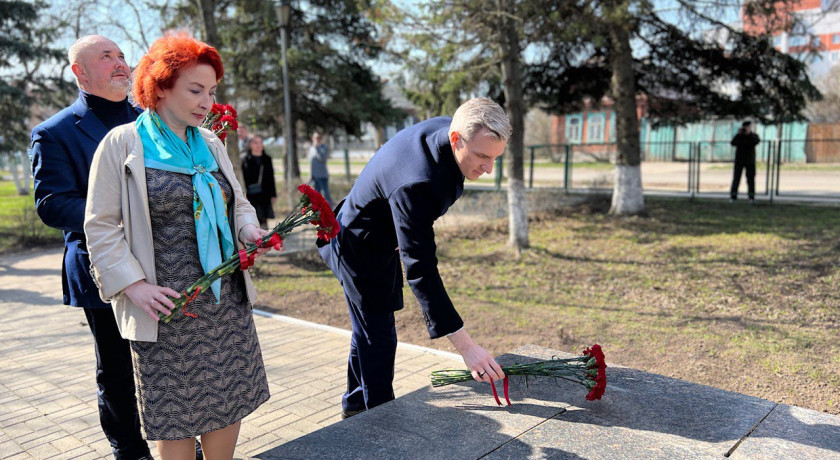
[137,110,234,302]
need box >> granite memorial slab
[254,345,831,460]
[254,382,569,459]
[728,403,840,460]
[482,345,778,459]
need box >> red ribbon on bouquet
[489,376,511,406]
[180,287,201,318]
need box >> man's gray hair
[449,97,512,142]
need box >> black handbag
[246,163,264,195]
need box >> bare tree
[805,64,840,122]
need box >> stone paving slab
[253,381,569,459]
[729,404,840,460]
[258,345,840,460]
[494,346,778,458]
[0,248,461,459]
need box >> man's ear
[449,131,460,147]
[71,63,84,80]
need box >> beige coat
[84,123,260,342]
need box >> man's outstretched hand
[447,329,505,383]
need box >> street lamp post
[275,0,294,207]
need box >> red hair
[132,34,224,110]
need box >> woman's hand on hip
[123,280,181,321]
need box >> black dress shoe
[341,409,366,419]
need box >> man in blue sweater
[319,97,512,417]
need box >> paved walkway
[0,248,461,459]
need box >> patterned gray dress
[130,168,270,441]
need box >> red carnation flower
[297,184,339,240]
[202,103,239,143]
[298,184,327,213]
[583,344,607,400]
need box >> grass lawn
[252,194,839,415]
[0,180,63,254]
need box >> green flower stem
[430,358,592,388]
[159,198,317,323]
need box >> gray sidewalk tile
[0,440,25,457]
[3,452,38,460]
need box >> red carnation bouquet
[159,184,339,323]
[202,103,238,141]
[431,344,607,405]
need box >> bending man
[319,97,510,417]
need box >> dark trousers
[342,294,397,413]
[730,161,756,200]
[312,177,334,207]
[83,308,150,460]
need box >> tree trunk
[286,140,302,191]
[195,0,245,188]
[10,153,28,195]
[290,119,301,181]
[607,4,644,215]
[499,0,529,252]
[22,152,30,192]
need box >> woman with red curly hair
[84,34,275,459]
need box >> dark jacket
[731,131,760,164]
[29,95,141,308]
[319,117,465,338]
[242,153,277,201]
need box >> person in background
[84,34,275,459]
[308,131,333,207]
[242,135,277,229]
[730,121,760,204]
[28,35,155,460]
[237,125,250,152]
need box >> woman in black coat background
[241,135,277,228]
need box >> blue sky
[39,0,744,83]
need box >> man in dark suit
[28,35,150,460]
[319,97,512,417]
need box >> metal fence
[497,140,840,201]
